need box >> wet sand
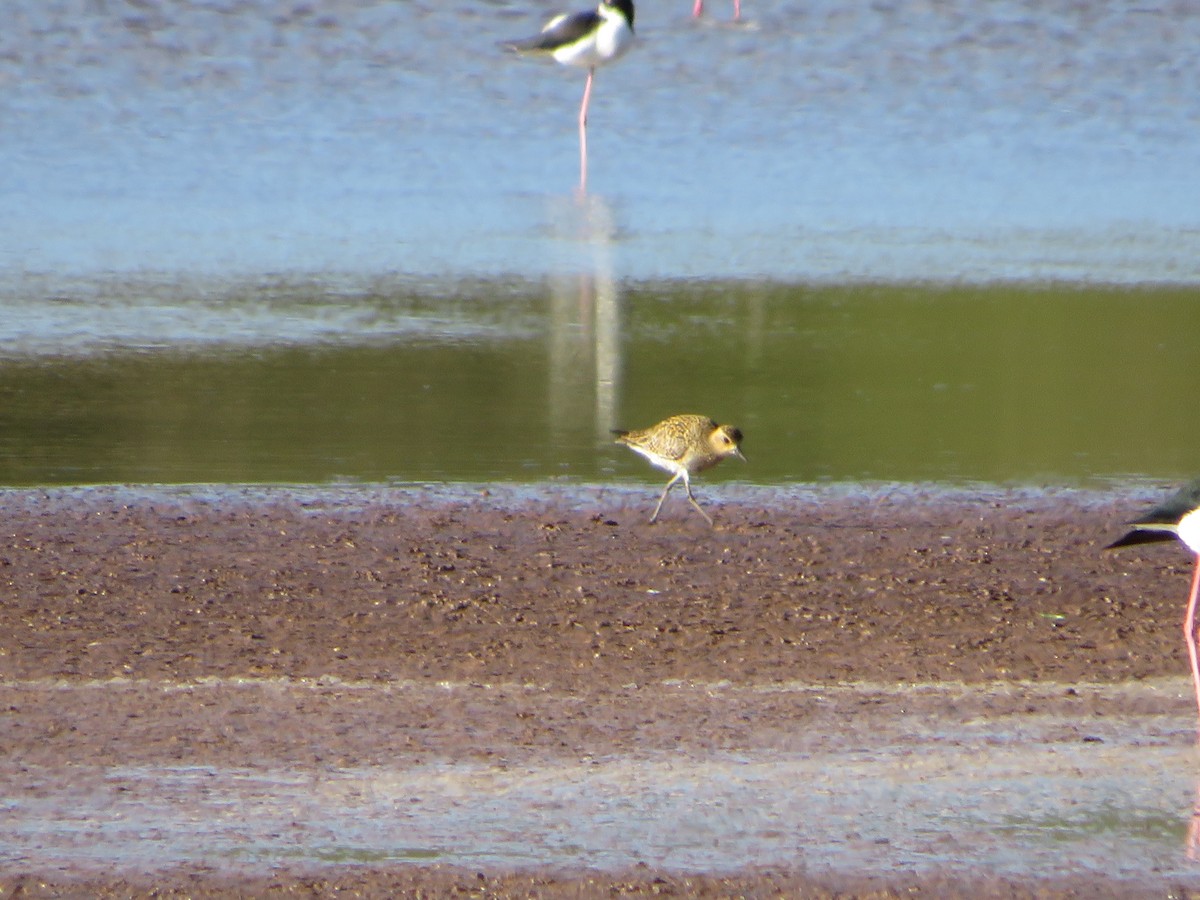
[4,484,1200,897]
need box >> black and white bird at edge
[501,0,636,195]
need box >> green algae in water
[1,280,1198,487]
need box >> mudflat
[2,484,1199,898]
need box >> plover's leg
[682,474,714,526]
[650,472,682,524]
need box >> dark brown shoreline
[2,484,1189,688]
[3,484,1199,897]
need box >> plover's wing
[641,427,696,463]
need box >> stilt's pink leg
[732,0,741,19]
[1184,555,1200,733]
[578,69,594,194]
[692,0,703,17]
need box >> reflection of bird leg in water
[1187,782,1200,860]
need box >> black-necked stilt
[1107,479,1200,722]
[614,414,745,525]
[692,0,742,20]
[502,0,636,194]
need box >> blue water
[2,0,1198,285]
[2,1,1199,487]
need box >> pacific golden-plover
[613,413,745,525]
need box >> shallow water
[1,280,1198,486]
[3,2,1199,488]
[4,680,1200,886]
[1,0,1198,282]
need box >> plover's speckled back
[613,413,745,525]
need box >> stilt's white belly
[553,16,634,68]
[1180,507,1200,555]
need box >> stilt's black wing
[1106,528,1179,549]
[1105,478,1200,549]
[502,11,602,54]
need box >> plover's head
[710,423,745,462]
